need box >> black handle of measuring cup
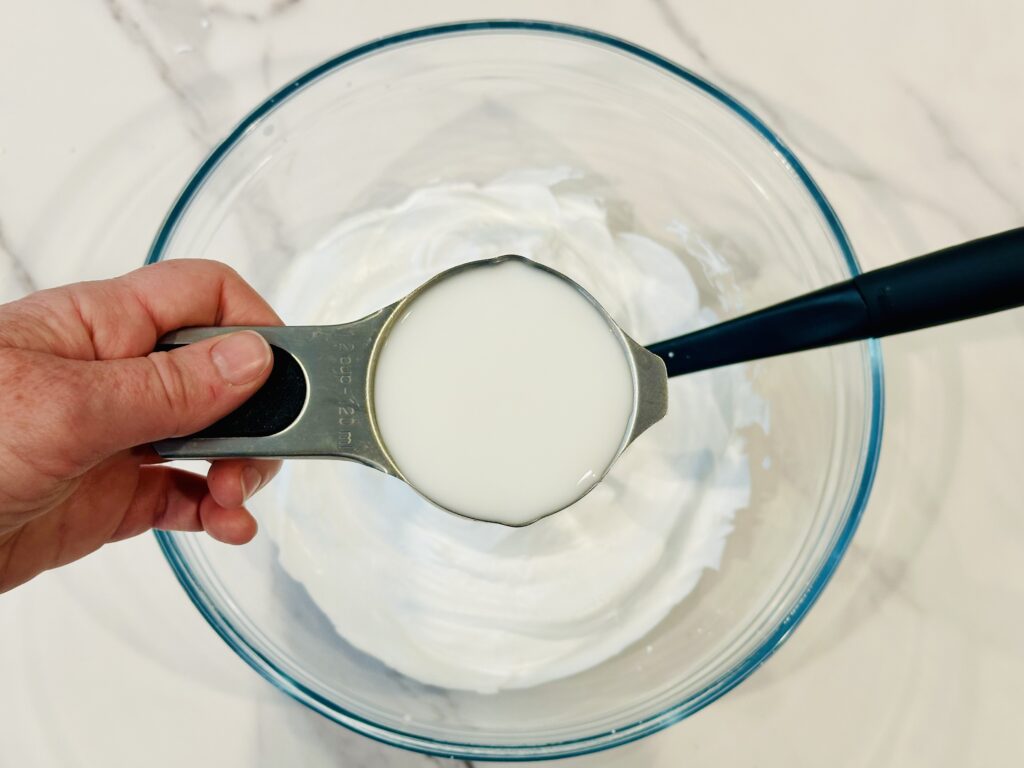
[647,227,1024,377]
[154,341,307,438]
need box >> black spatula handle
[648,227,1024,377]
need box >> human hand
[0,260,282,592]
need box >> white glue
[260,168,766,693]
[373,259,634,526]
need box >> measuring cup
[155,255,669,526]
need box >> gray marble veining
[0,219,38,296]
[0,1,1022,766]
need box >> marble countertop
[2,1,1022,765]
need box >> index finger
[7,259,283,361]
[118,259,284,348]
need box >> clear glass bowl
[150,21,883,760]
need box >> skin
[0,260,283,593]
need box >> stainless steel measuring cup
[155,255,668,525]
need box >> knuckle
[145,351,194,435]
[213,261,242,281]
[195,259,241,284]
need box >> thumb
[74,330,273,460]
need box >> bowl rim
[149,19,885,761]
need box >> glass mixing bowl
[150,21,883,760]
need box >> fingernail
[241,466,262,501]
[211,331,271,385]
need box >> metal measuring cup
[155,255,668,526]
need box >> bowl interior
[153,23,880,760]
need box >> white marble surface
[2,1,1023,765]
